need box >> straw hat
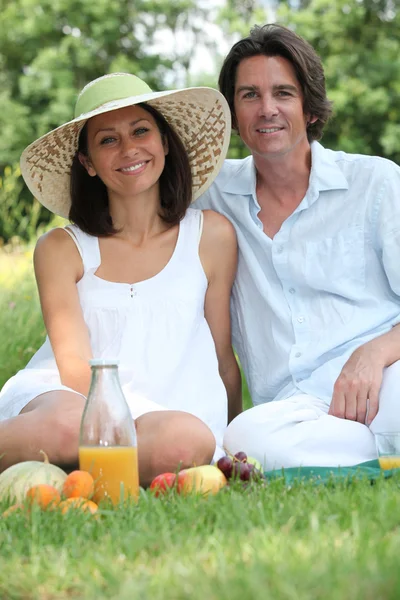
[20,73,231,218]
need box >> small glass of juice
[375,433,400,470]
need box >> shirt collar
[219,141,349,212]
[309,141,349,193]
[221,155,256,196]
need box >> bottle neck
[90,365,120,393]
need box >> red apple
[149,472,177,496]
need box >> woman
[0,73,242,486]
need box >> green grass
[1,247,399,599]
[0,248,46,388]
[1,475,400,599]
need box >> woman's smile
[117,161,149,175]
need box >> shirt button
[295,352,302,358]
[297,316,305,323]
[276,245,283,254]
[289,288,296,294]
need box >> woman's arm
[34,228,93,396]
[200,210,242,423]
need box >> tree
[277,0,400,163]
[0,0,231,241]
[0,0,217,165]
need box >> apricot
[62,470,94,500]
[26,484,61,509]
[59,497,98,515]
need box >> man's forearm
[364,322,400,367]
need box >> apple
[149,472,177,496]
[177,465,227,496]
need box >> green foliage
[0,0,262,242]
[0,164,52,244]
[0,0,399,243]
[0,0,193,164]
[0,250,46,387]
[277,0,400,162]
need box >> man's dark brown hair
[218,23,333,142]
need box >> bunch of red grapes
[217,452,265,483]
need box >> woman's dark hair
[69,102,192,236]
[218,23,333,142]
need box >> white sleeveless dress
[0,208,227,458]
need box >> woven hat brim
[20,87,231,218]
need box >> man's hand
[329,345,386,425]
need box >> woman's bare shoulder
[34,228,83,279]
[201,209,236,247]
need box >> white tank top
[15,208,227,447]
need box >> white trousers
[223,360,400,471]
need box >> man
[194,23,400,469]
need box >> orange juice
[79,446,139,504]
[378,456,400,470]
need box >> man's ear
[307,115,318,126]
[78,152,96,177]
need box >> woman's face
[81,104,168,202]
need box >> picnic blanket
[263,459,400,485]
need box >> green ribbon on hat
[74,73,153,118]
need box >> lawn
[1,474,400,599]
[1,248,400,600]
[0,247,46,389]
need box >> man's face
[233,54,312,160]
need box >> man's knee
[223,406,294,469]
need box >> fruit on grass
[177,465,227,496]
[217,452,265,483]
[59,497,98,514]
[233,462,259,481]
[217,455,233,479]
[247,456,263,472]
[234,451,248,463]
[0,450,67,503]
[62,470,94,499]
[26,484,61,509]
[149,473,177,496]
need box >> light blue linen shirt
[194,141,400,406]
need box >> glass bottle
[78,359,139,505]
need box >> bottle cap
[89,358,120,367]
